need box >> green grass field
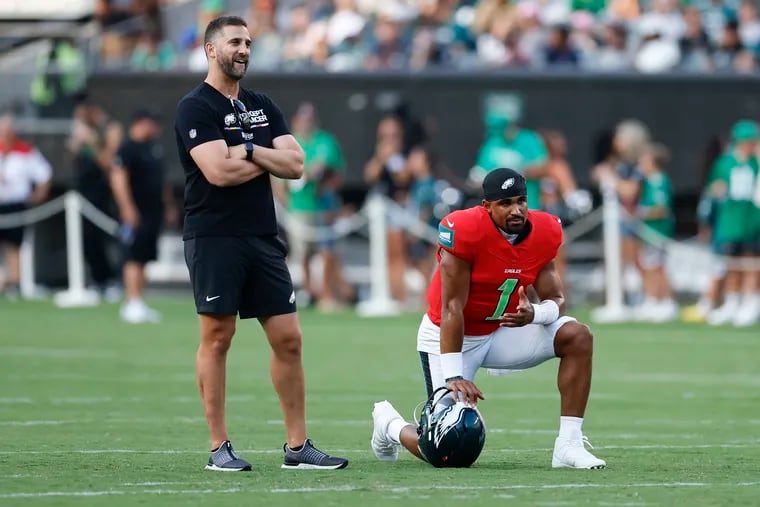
[1,297,759,507]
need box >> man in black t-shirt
[174,15,348,472]
[111,109,168,323]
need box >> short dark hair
[204,16,247,45]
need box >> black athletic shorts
[184,235,296,319]
[0,203,26,246]
[125,222,160,264]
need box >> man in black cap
[110,108,173,323]
[370,167,606,470]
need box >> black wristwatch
[244,141,254,162]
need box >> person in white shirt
[0,113,52,296]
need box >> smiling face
[207,24,251,81]
[484,195,529,235]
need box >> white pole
[591,179,628,323]
[356,193,400,317]
[19,225,36,299]
[53,192,99,307]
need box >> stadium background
[1,1,760,504]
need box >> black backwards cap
[482,168,527,201]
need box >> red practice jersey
[426,206,563,336]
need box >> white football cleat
[371,400,402,461]
[552,436,606,469]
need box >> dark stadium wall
[74,72,760,195]
[26,73,759,286]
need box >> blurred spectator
[637,0,686,42]
[543,24,580,67]
[713,19,744,72]
[281,3,324,69]
[327,0,366,51]
[67,97,123,300]
[592,119,651,306]
[110,109,172,324]
[30,38,86,118]
[284,102,353,311]
[95,0,139,64]
[679,6,713,72]
[364,114,411,304]
[570,10,600,66]
[705,120,760,327]
[365,5,411,70]
[539,129,591,291]
[738,0,760,49]
[405,145,440,309]
[635,142,678,322]
[99,0,760,74]
[247,0,285,70]
[699,0,729,45]
[592,21,634,71]
[470,95,548,211]
[130,32,177,71]
[0,113,53,298]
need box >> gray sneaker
[282,439,348,470]
[205,441,252,472]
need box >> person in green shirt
[706,120,760,327]
[284,102,352,311]
[469,104,548,211]
[636,143,677,322]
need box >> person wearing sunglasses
[174,15,348,472]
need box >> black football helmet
[417,387,486,467]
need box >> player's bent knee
[555,322,593,356]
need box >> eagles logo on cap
[483,168,527,201]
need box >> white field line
[0,347,117,359]
[1,482,759,499]
[598,373,760,387]
[0,417,733,441]
[0,441,759,456]
[0,398,32,404]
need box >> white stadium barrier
[1,187,755,321]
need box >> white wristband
[440,352,463,380]
[531,300,560,324]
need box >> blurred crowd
[90,0,760,74]
[2,87,759,325]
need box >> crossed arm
[189,134,304,187]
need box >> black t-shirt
[116,138,165,221]
[174,82,289,239]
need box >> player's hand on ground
[499,285,535,327]
[446,377,484,406]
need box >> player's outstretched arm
[190,139,265,187]
[439,251,484,405]
[500,260,566,327]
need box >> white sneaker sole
[552,459,606,470]
[281,462,348,470]
[204,464,252,472]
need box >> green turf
[1,297,759,506]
